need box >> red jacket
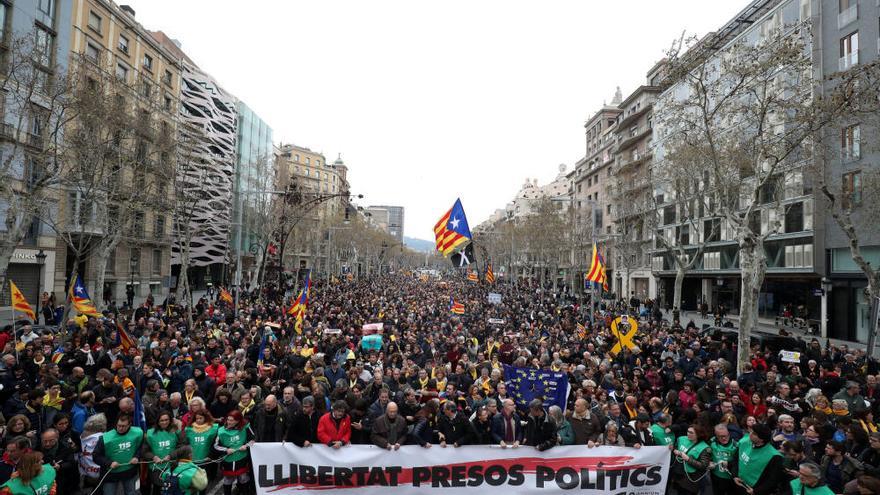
[317,412,351,445]
[206,363,227,386]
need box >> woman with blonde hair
[0,451,56,495]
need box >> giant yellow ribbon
[609,316,638,355]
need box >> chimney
[120,5,135,17]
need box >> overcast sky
[130,0,746,242]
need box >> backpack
[162,463,209,495]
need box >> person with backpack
[161,446,209,495]
[145,411,182,495]
[213,410,254,495]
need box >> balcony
[616,152,650,174]
[616,127,652,151]
[839,51,858,71]
[838,4,857,29]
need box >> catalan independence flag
[434,199,472,256]
[289,270,311,337]
[449,296,465,315]
[69,276,101,317]
[576,322,587,339]
[585,243,609,292]
[9,281,35,321]
[485,263,495,284]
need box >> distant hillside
[404,237,435,253]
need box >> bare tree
[0,36,77,298]
[661,21,879,371]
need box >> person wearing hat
[671,424,711,494]
[731,423,785,495]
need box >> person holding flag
[450,297,465,315]
[485,263,496,284]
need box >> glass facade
[233,101,274,257]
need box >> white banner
[252,444,670,495]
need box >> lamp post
[129,255,137,308]
[35,250,46,323]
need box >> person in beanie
[317,400,352,448]
[731,423,785,495]
[213,409,255,495]
[160,446,209,495]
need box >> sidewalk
[674,310,866,350]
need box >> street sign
[812,288,825,297]
[488,292,502,304]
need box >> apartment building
[68,0,181,304]
[366,205,405,242]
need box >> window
[784,202,805,233]
[163,70,172,85]
[154,215,165,238]
[140,78,152,98]
[164,94,172,111]
[843,171,862,207]
[294,154,299,162]
[306,157,310,165]
[115,63,128,82]
[606,204,611,214]
[838,0,857,28]
[703,252,721,270]
[785,244,813,268]
[85,43,100,62]
[37,0,53,16]
[34,27,53,67]
[130,248,141,275]
[143,54,153,72]
[118,34,129,54]
[132,212,144,237]
[152,250,161,275]
[88,11,102,32]
[839,31,859,70]
[841,124,860,160]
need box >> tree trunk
[737,235,767,374]
[92,239,119,312]
[179,249,193,331]
[674,261,686,317]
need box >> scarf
[190,422,213,434]
[43,393,63,410]
[239,399,255,416]
[860,419,878,433]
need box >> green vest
[737,436,781,487]
[790,478,835,495]
[651,424,673,445]
[102,426,144,473]
[217,426,247,463]
[146,428,179,471]
[676,436,709,474]
[1,464,56,495]
[185,424,219,462]
[160,462,200,494]
[710,439,738,479]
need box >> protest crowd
[0,272,878,495]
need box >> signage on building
[10,250,38,262]
[811,288,825,297]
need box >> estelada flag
[69,276,101,317]
[434,199,472,256]
[449,296,465,315]
[116,321,136,352]
[9,281,35,321]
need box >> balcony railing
[839,51,858,71]
[838,4,857,29]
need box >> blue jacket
[71,401,95,435]
[491,412,523,444]
[324,366,346,387]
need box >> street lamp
[35,250,46,323]
[129,254,137,308]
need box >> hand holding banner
[251,444,670,495]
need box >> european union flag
[503,364,571,412]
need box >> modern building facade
[152,31,237,290]
[366,205,405,243]
[0,0,74,309]
[232,100,274,284]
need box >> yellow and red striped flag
[9,281,35,321]
[449,296,465,315]
[467,270,478,283]
[219,287,233,304]
[485,263,495,284]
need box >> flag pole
[590,206,598,325]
